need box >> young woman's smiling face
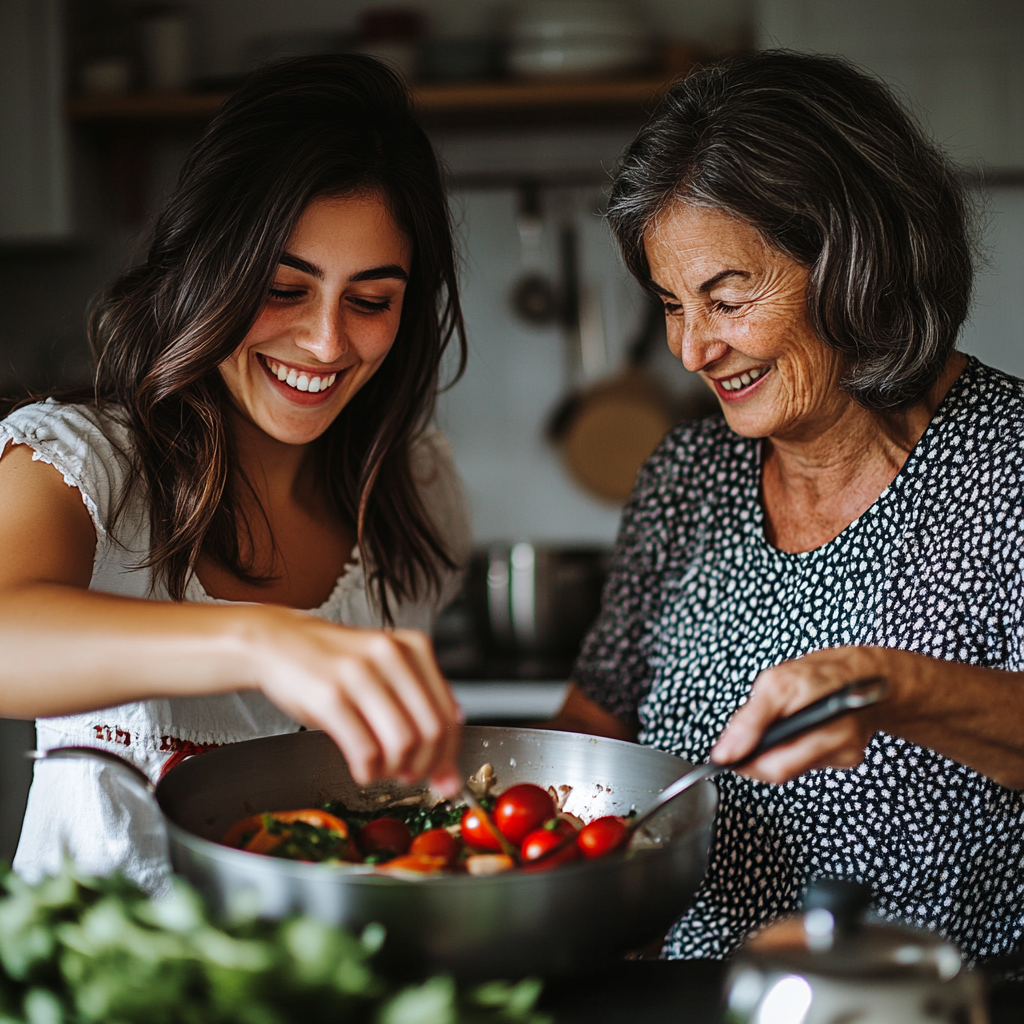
[219,192,412,446]
[645,203,848,441]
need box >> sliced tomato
[576,816,629,859]
[493,784,556,846]
[358,816,412,856]
[409,828,459,865]
[272,809,349,836]
[243,826,286,854]
[521,826,581,870]
[460,806,503,852]
[378,854,449,874]
[223,813,267,848]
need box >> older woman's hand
[709,648,893,782]
[710,647,1024,789]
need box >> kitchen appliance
[38,727,716,978]
[725,878,988,1024]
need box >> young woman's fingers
[389,630,461,783]
[333,655,426,778]
[302,685,384,786]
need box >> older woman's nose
[670,315,730,374]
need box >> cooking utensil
[725,878,987,1024]
[527,676,888,866]
[548,296,685,503]
[627,675,888,837]
[34,726,716,978]
[509,183,558,327]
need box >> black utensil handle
[727,675,888,770]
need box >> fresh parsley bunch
[0,863,548,1024]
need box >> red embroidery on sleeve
[92,724,131,746]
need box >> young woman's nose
[294,300,347,362]
[669,311,729,374]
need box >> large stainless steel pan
[48,727,717,978]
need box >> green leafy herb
[0,861,550,1024]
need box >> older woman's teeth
[265,358,337,392]
[721,367,767,391]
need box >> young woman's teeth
[265,358,337,393]
[721,367,768,392]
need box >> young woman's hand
[248,607,463,795]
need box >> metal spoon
[627,675,889,838]
[528,675,889,864]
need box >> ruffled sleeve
[0,401,137,562]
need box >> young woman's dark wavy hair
[85,54,467,620]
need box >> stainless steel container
[724,879,988,1024]
[46,727,716,978]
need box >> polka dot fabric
[573,358,1024,962]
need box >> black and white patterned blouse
[574,357,1024,962]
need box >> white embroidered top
[0,400,470,893]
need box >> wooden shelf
[66,73,684,130]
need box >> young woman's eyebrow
[279,253,323,279]
[349,264,408,283]
[276,254,408,284]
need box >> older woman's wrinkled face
[645,203,846,441]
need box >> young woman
[0,55,470,892]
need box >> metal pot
[724,879,988,1024]
[44,727,716,978]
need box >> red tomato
[409,828,459,865]
[358,817,412,856]
[493,784,556,846]
[576,816,629,859]
[521,826,581,870]
[460,806,503,851]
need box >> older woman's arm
[544,683,639,741]
[711,646,1024,790]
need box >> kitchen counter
[537,960,1024,1023]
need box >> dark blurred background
[1,0,1022,862]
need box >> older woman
[549,50,1024,961]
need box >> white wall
[756,0,1024,379]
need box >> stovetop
[536,961,1024,1024]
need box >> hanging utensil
[509,181,559,327]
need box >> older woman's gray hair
[608,50,976,410]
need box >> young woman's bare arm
[0,445,461,793]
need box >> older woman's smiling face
[645,203,847,441]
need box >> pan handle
[28,745,157,803]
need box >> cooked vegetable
[357,818,413,860]
[576,817,629,860]
[520,828,581,870]
[459,807,504,853]
[0,861,549,1024]
[408,829,459,866]
[493,785,556,847]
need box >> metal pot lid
[740,879,964,982]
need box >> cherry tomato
[576,816,629,859]
[409,828,459,866]
[493,784,556,846]
[358,817,412,856]
[521,826,581,870]
[460,806,503,851]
